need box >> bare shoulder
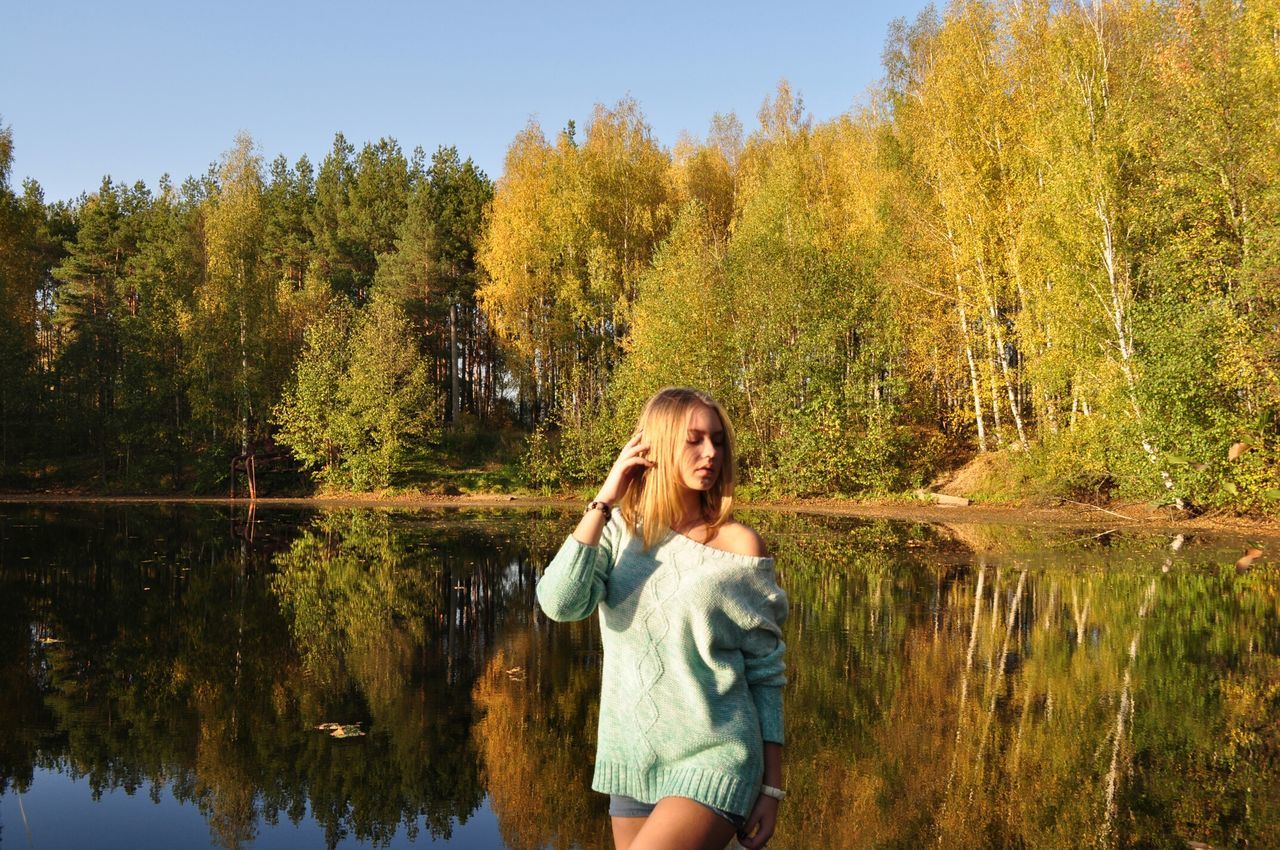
[712,521,769,558]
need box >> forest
[1,0,1277,513]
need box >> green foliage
[1018,418,1126,502]
[375,146,495,424]
[307,134,412,302]
[518,424,559,495]
[186,132,290,473]
[274,297,441,491]
[763,401,911,497]
[262,153,315,288]
[113,202,196,486]
[0,120,503,494]
[51,179,131,461]
[0,120,55,474]
[1132,296,1280,510]
[339,296,440,489]
[273,305,351,484]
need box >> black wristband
[585,499,612,518]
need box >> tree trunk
[946,564,987,795]
[449,302,460,423]
[984,291,1028,449]
[1101,578,1157,843]
[972,569,1027,795]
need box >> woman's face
[677,403,725,492]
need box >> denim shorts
[608,794,747,831]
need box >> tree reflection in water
[747,514,1280,849]
[0,505,1276,849]
[0,505,561,849]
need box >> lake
[0,504,1275,849]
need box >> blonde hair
[619,387,736,551]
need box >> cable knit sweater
[535,515,787,818]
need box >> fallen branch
[1049,528,1119,548]
[1058,498,1136,521]
[915,488,972,507]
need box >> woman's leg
[627,797,738,850]
[611,816,648,850]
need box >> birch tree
[189,133,281,465]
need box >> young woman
[536,387,788,850]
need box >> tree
[476,120,564,422]
[187,133,284,479]
[0,122,51,472]
[274,296,439,490]
[272,304,351,485]
[51,178,135,472]
[377,146,494,423]
[308,134,411,304]
[115,177,203,485]
[340,295,439,489]
[262,154,315,291]
[600,201,734,463]
[477,99,674,429]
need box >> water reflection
[0,505,1276,849]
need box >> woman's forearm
[571,502,611,546]
[763,741,783,787]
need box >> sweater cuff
[751,684,785,745]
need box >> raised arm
[535,430,654,621]
[569,429,653,546]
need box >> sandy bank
[2,491,1276,539]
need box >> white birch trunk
[1101,578,1157,843]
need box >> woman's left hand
[736,794,778,849]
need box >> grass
[390,419,528,495]
[392,450,524,495]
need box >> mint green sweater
[535,516,787,818]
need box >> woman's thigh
[611,815,647,850]
[626,796,738,850]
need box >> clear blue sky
[3,0,933,203]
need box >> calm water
[0,505,1275,850]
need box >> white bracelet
[759,784,787,801]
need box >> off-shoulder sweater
[535,515,787,818]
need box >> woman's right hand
[595,430,654,506]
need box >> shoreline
[2,491,1276,539]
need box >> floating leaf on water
[330,725,366,738]
[314,722,341,731]
[1235,547,1264,571]
[1228,442,1249,461]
